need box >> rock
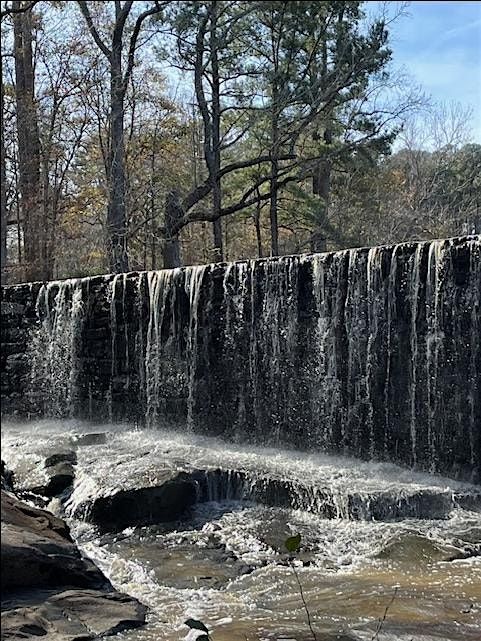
[1,589,147,640]
[72,433,107,447]
[1,491,147,639]
[1,460,14,491]
[44,451,77,468]
[74,463,481,534]
[376,533,480,564]
[30,458,76,498]
[1,490,106,592]
[43,462,75,497]
[83,472,198,531]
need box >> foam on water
[3,419,478,513]
[2,420,481,640]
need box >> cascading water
[2,238,480,641]
[28,278,85,417]
[3,235,480,480]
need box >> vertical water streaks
[468,239,481,473]
[19,236,480,478]
[30,278,84,416]
[310,251,343,448]
[384,245,399,459]
[109,274,121,421]
[248,260,260,434]
[409,243,424,466]
[426,240,446,472]
[222,261,249,440]
[366,246,385,458]
[145,269,177,428]
[344,248,369,453]
[185,265,208,431]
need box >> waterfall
[6,235,480,480]
[468,239,481,469]
[409,243,423,467]
[28,278,84,417]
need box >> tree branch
[77,1,112,61]
[1,0,40,17]
[123,1,167,88]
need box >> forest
[1,0,480,284]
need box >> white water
[2,420,480,641]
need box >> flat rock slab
[73,465,481,532]
[1,589,146,640]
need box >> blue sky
[375,1,481,141]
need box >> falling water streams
[1,236,480,639]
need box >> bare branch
[77,1,112,61]
[123,1,168,88]
[1,0,40,18]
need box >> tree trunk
[13,2,44,281]
[163,190,182,269]
[311,127,332,253]
[107,48,129,273]
[212,199,223,262]
[210,1,223,263]
[269,93,279,256]
[41,155,55,279]
[254,192,263,258]
[1,81,7,283]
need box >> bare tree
[1,79,7,281]
[12,0,44,281]
[77,0,166,273]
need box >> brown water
[2,421,480,641]
[79,502,481,641]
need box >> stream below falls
[2,419,481,641]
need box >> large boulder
[1,491,106,592]
[1,490,147,639]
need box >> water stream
[1,236,480,639]
[2,420,480,641]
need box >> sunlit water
[2,419,481,641]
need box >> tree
[169,0,257,263]
[157,1,287,265]
[77,0,166,273]
[1,79,7,281]
[12,0,44,281]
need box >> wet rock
[31,461,75,499]
[1,490,106,592]
[44,462,75,497]
[376,533,478,564]
[74,463,481,533]
[1,490,147,639]
[25,452,78,499]
[15,491,51,510]
[44,451,77,468]
[1,460,14,491]
[81,472,198,531]
[1,589,146,640]
[72,433,107,447]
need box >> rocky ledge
[1,466,146,640]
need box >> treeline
[0,1,479,283]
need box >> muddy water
[2,420,480,641]
[78,505,481,641]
